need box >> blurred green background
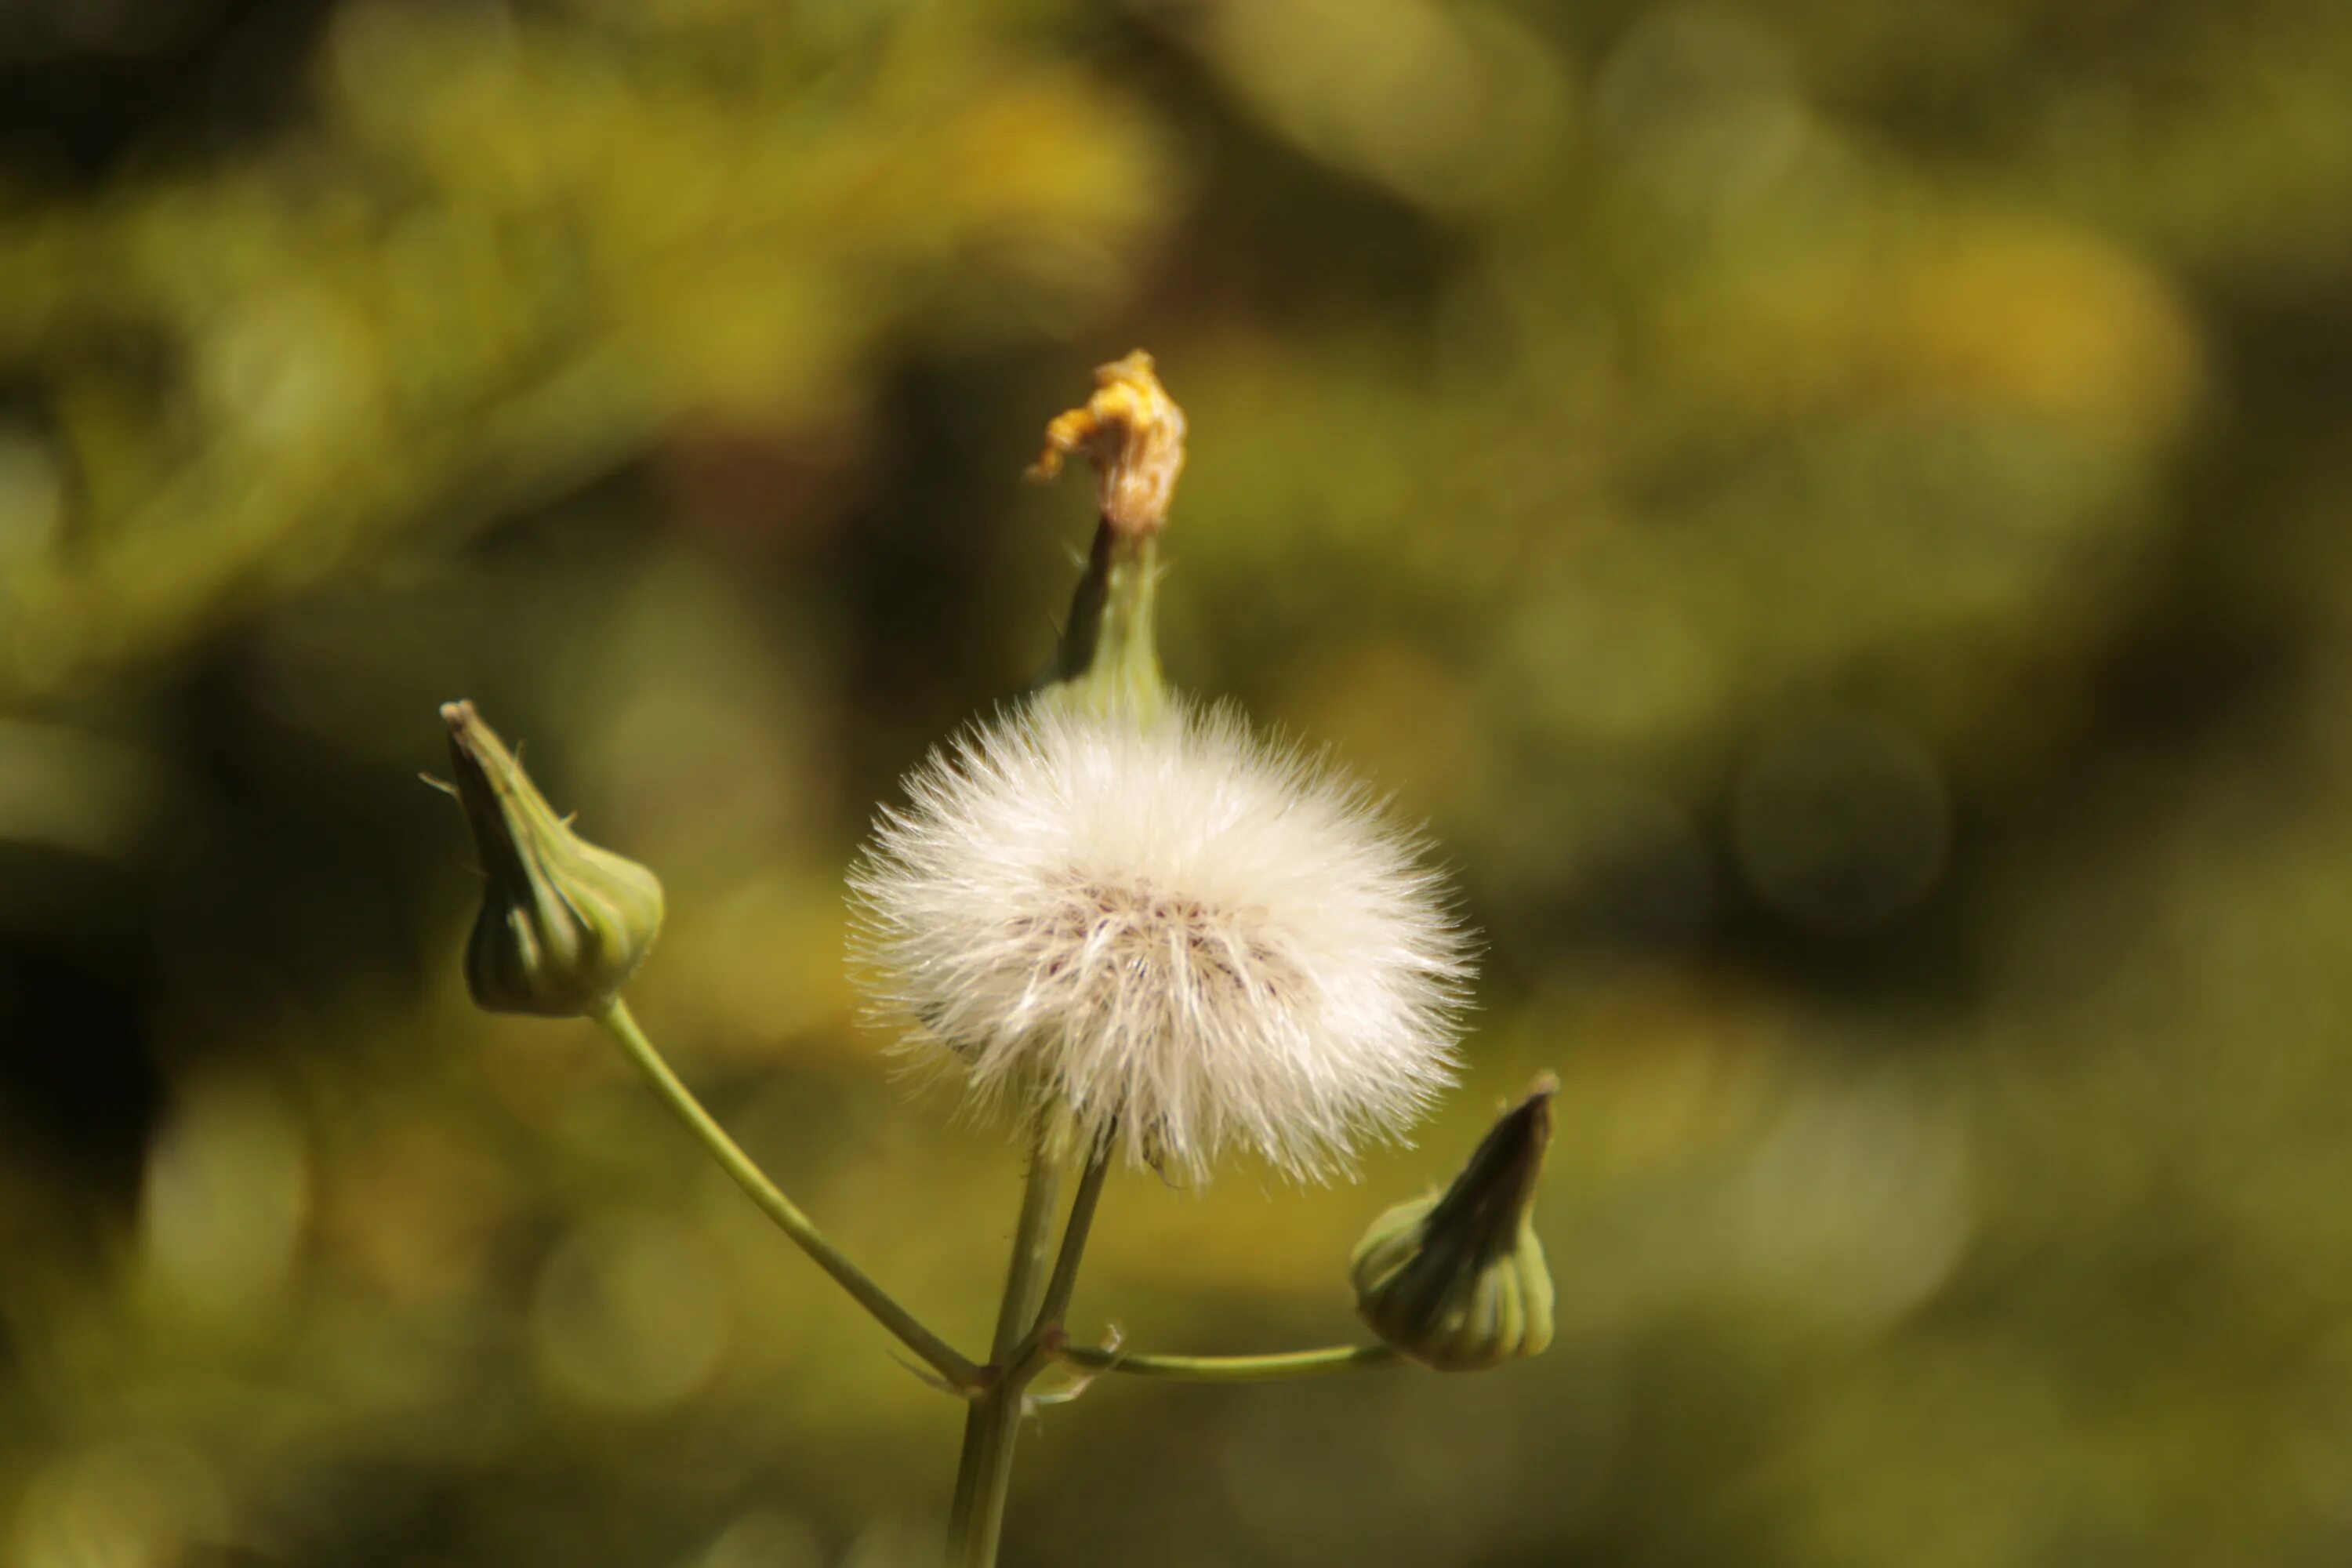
[5,0,2352,1563]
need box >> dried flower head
[849,698,1472,1183]
[1027,349,1186,540]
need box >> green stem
[590,1000,982,1392]
[948,1116,1069,1566]
[1030,1134,1112,1343]
[1055,1342,1401,1382]
[995,1136,1115,1392]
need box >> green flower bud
[1351,1076,1557,1371]
[437,701,664,1018]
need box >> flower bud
[1028,350,1185,718]
[1350,1076,1556,1371]
[437,700,664,1018]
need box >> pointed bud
[1351,1076,1557,1371]
[1028,350,1185,718]
[437,701,664,1018]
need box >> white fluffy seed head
[847,698,1474,1184]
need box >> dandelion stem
[1033,1134,1112,1340]
[1054,1342,1402,1381]
[948,1114,1069,1566]
[589,1000,983,1392]
[989,1131,1116,1396]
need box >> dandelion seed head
[848,699,1473,1183]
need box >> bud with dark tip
[437,701,664,1018]
[1350,1076,1556,1371]
[1027,350,1185,720]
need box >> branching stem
[949,1121,1115,1566]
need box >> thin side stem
[1056,1342,1402,1382]
[948,1116,1068,1566]
[590,1000,982,1392]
